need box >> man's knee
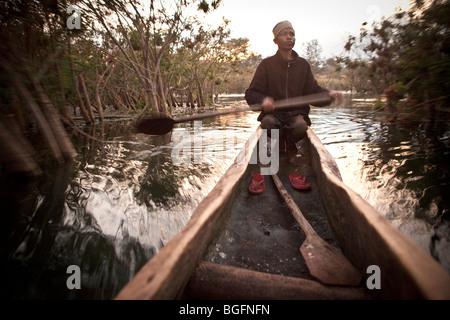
[288,116,308,141]
[260,114,281,130]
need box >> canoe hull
[307,129,450,299]
[115,127,450,300]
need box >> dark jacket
[245,50,329,126]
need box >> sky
[202,0,412,58]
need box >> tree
[0,0,82,174]
[395,0,450,102]
[302,39,324,74]
[215,39,260,95]
[80,0,223,116]
[343,0,450,103]
[167,20,255,107]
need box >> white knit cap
[273,21,294,38]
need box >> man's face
[274,28,295,50]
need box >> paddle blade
[301,235,362,286]
[135,117,177,135]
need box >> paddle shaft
[135,91,331,135]
[174,91,331,124]
[271,174,317,237]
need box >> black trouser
[260,114,308,143]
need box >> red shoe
[289,174,311,190]
[248,173,265,195]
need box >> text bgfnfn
[179,304,269,317]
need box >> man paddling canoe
[245,20,342,194]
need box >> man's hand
[261,97,275,113]
[329,90,343,103]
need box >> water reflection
[1,113,260,299]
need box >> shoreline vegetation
[1,0,449,177]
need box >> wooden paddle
[135,92,331,135]
[271,174,362,286]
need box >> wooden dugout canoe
[115,126,450,300]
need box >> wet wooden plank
[186,261,368,300]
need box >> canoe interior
[181,134,370,300]
[203,144,340,280]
